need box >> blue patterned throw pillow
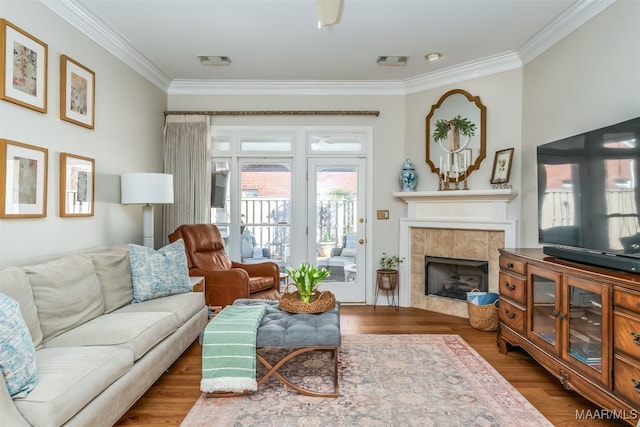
[129,239,192,303]
[0,293,37,398]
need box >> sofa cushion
[14,346,133,427]
[0,267,44,348]
[44,312,177,361]
[340,247,356,257]
[114,292,204,327]
[129,239,191,303]
[24,255,105,342]
[90,246,134,313]
[0,294,37,398]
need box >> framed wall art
[0,19,48,113]
[60,55,95,129]
[490,148,514,185]
[60,152,94,217]
[0,139,48,218]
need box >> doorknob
[359,239,365,245]
[359,218,365,224]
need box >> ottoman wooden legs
[256,346,339,398]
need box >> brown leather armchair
[168,224,280,307]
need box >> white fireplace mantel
[394,188,519,308]
[393,188,518,203]
[393,188,518,221]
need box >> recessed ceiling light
[377,56,409,66]
[198,56,232,66]
[425,53,442,62]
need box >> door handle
[358,239,365,245]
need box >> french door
[210,126,371,303]
[307,157,366,303]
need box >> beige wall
[521,0,640,247]
[0,2,168,264]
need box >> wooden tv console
[498,248,640,425]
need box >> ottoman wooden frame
[256,345,339,397]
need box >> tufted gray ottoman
[232,298,341,397]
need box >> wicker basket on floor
[467,299,499,332]
[279,284,336,314]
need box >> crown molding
[39,0,171,92]
[403,52,522,95]
[168,52,522,96]
[518,0,616,65]
[42,0,613,96]
[168,79,408,96]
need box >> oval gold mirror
[425,89,486,182]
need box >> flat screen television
[537,116,640,273]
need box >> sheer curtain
[163,115,211,244]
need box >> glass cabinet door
[564,276,610,385]
[528,266,562,353]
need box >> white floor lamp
[121,173,174,248]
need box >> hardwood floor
[116,306,629,426]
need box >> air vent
[376,56,409,66]
[198,56,232,66]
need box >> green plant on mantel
[378,253,405,271]
[432,115,477,142]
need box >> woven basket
[279,284,336,314]
[467,299,499,332]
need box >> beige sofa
[0,245,208,427]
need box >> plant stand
[374,270,399,311]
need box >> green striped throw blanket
[201,305,267,393]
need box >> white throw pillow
[0,293,37,398]
[129,239,192,303]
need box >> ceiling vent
[198,56,232,66]
[376,56,409,66]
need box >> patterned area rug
[181,334,552,427]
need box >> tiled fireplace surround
[394,189,518,318]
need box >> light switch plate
[377,210,389,220]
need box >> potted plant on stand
[375,253,404,310]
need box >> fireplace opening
[425,256,489,301]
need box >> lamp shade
[121,173,174,205]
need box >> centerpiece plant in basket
[285,262,330,303]
[281,263,335,314]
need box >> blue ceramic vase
[400,158,417,192]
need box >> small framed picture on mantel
[490,148,514,185]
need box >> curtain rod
[164,110,380,117]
